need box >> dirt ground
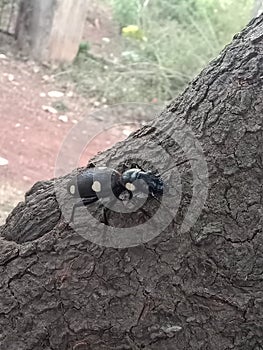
[0,1,160,225]
[0,52,151,223]
[0,10,145,226]
[0,52,147,224]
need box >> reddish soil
[0,3,151,223]
[0,56,141,225]
[0,56,137,184]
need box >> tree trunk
[253,0,263,17]
[15,0,88,62]
[1,15,263,350]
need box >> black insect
[67,166,164,223]
[120,168,164,197]
[67,167,126,222]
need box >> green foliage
[77,41,90,55]
[51,100,69,113]
[148,0,198,22]
[110,0,141,27]
[60,0,254,104]
[0,0,10,6]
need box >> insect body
[67,167,127,222]
[121,168,164,196]
[67,166,164,223]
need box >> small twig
[0,28,13,36]
[143,0,150,8]
[85,52,117,67]
[53,69,73,77]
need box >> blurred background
[0,0,259,224]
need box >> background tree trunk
[15,0,88,62]
[1,14,263,350]
[253,0,263,17]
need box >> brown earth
[0,53,141,222]
[0,2,159,224]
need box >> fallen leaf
[8,74,14,82]
[94,18,101,30]
[58,115,68,123]
[93,101,100,107]
[48,90,64,98]
[67,91,74,97]
[42,75,54,82]
[0,157,8,166]
[42,105,58,114]
[22,176,31,182]
[33,66,40,73]
[102,37,110,43]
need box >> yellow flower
[122,25,147,41]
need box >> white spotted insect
[67,166,165,223]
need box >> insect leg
[100,196,120,226]
[70,196,98,223]
[102,197,118,226]
[102,207,110,226]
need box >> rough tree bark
[1,15,263,350]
